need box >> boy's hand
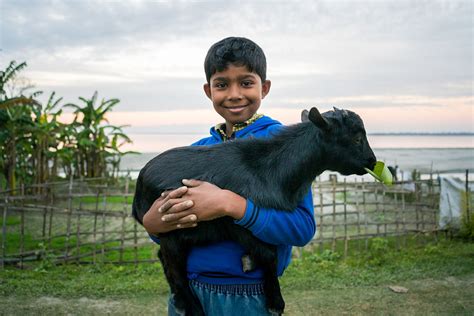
[180,179,246,221]
[142,186,198,234]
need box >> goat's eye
[354,136,362,144]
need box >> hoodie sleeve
[234,188,316,247]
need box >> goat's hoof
[185,300,205,316]
[269,308,284,316]
[186,307,205,316]
[267,297,285,315]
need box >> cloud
[1,0,472,132]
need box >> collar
[215,113,264,141]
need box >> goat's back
[132,142,261,222]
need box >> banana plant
[65,92,133,178]
[30,92,65,187]
[1,60,137,189]
[105,126,139,179]
[0,61,41,191]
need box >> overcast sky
[1,0,473,143]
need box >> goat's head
[302,107,377,175]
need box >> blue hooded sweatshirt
[151,115,316,284]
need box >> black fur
[132,107,376,315]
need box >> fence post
[362,181,368,251]
[1,197,8,269]
[134,220,138,267]
[120,212,126,263]
[93,190,100,264]
[466,169,471,224]
[65,173,73,263]
[401,186,407,248]
[76,213,81,264]
[102,183,108,261]
[343,178,348,257]
[375,185,380,236]
[20,185,25,269]
[355,178,361,252]
[48,194,54,251]
[316,181,323,253]
[331,176,337,252]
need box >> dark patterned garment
[215,113,264,141]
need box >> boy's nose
[227,85,243,101]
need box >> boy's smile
[204,65,271,135]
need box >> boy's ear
[261,80,271,99]
[203,83,212,100]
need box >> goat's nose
[368,155,377,169]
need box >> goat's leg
[249,242,285,315]
[159,242,204,316]
[231,229,285,314]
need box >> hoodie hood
[193,115,283,146]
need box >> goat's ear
[301,109,310,122]
[309,107,330,130]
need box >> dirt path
[2,274,473,315]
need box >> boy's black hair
[204,37,267,83]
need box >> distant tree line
[0,61,136,192]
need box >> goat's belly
[161,217,247,245]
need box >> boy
[143,37,316,315]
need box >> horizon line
[123,131,474,136]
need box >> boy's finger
[159,199,193,214]
[182,179,203,187]
[176,222,198,229]
[158,187,188,212]
[162,211,196,223]
[164,186,188,199]
[177,214,198,224]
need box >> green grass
[0,238,473,315]
[0,215,21,226]
[76,195,133,205]
[283,239,474,290]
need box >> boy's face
[203,64,271,127]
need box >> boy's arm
[171,179,315,247]
[146,179,315,247]
[234,189,315,247]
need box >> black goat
[132,107,376,315]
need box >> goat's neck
[260,123,326,193]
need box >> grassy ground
[0,238,473,315]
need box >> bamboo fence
[0,174,464,268]
[306,174,441,257]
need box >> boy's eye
[241,81,253,87]
[214,82,227,88]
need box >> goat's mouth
[359,164,377,176]
[355,167,370,176]
[352,161,377,176]
[339,167,367,176]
